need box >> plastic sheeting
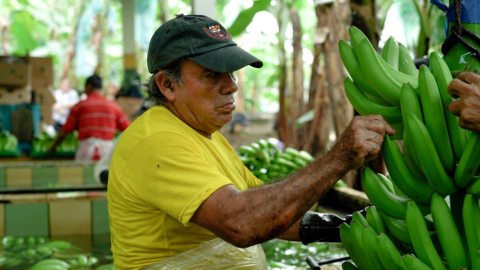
[142,238,268,270]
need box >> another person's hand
[448,72,480,131]
[329,115,395,170]
[47,145,57,153]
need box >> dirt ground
[219,112,278,150]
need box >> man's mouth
[217,102,236,112]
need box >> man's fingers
[458,118,475,130]
[457,72,480,85]
[364,141,381,161]
[448,100,462,116]
[363,115,396,136]
[364,130,384,145]
[448,78,471,99]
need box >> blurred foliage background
[0,0,449,171]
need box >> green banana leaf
[10,11,38,55]
[227,0,271,37]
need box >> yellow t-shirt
[107,106,263,270]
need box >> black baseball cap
[147,14,263,73]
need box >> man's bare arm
[191,115,395,248]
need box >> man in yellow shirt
[108,14,395,270]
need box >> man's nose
[221,72,238,94]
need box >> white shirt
[52,88,79,124]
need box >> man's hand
[448,72,480,131]
[329,115,396,170]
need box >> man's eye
[208,72,219,77]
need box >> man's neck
[164,103,213,139]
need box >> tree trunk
[316,2,356,186]
[94,0,108,76]
[290,7,304,149]
[350,0,379,50]
[60,0,87,80]
[275,1,290,147]
[158,0,171,24]
[0,16,10,55]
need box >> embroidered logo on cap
[203,24,231,40]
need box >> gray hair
[144,60,184,106]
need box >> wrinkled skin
[448,72,480,131]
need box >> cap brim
[188,45,263,73]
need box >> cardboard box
[30,57,53,85]
[36,86,55,125]
[0,85,32,105]
[0,62,32,87]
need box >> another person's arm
[49,104,78,152]
[191,115,394,247]
[448,72,480,131]
[47,129,69,152]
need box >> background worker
[52,78,79,131]
[107,14,395,270]
[48,75,130,161]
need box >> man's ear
[156,72,176,102]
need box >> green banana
[382,135,434,203]
[392,181,407,197]
[348,34,418,105]
[356,38,403,105]
[339,40,384,100]
[376,232,408,270]
[455,131,480,187]
[366,206,385,234]
[428,51,453,108]
[31,259,70,270]
[429,51,468,161]
[463,194,480,269]
[400,83,426,179]
[406,201,446,270]
[405,113,457,196]
[340,223,365,270]
[361,225,386,269]
[342,261,359,270]
[382,36,400,70]
[381,213,412,245]
[398,43,418,76]
[377,173,395,193]
[446,112,469,162]
[364,91,394,106]
[237,145,258,157]
[344,77,403,124]
[348,27,418,89]
[417,65,455,173]
[403,254,434,270]
[430,193,468,270]
[349,221,377,269]
[352,211,368,227]
[361,167,430,219]
[466,176,480,197]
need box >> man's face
[170,60,238,137]
[60,79,70,92]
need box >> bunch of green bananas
[236,139,315,182]
[0,235,106,269]
[0,131,18,156]
[31,132,78,157]
[338,27,480,269]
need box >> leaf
[295,109,314,128]
[227,0,271,37]
[10,11,38,55]
[411,0,430,37]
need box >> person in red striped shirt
[48,75,131,161]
